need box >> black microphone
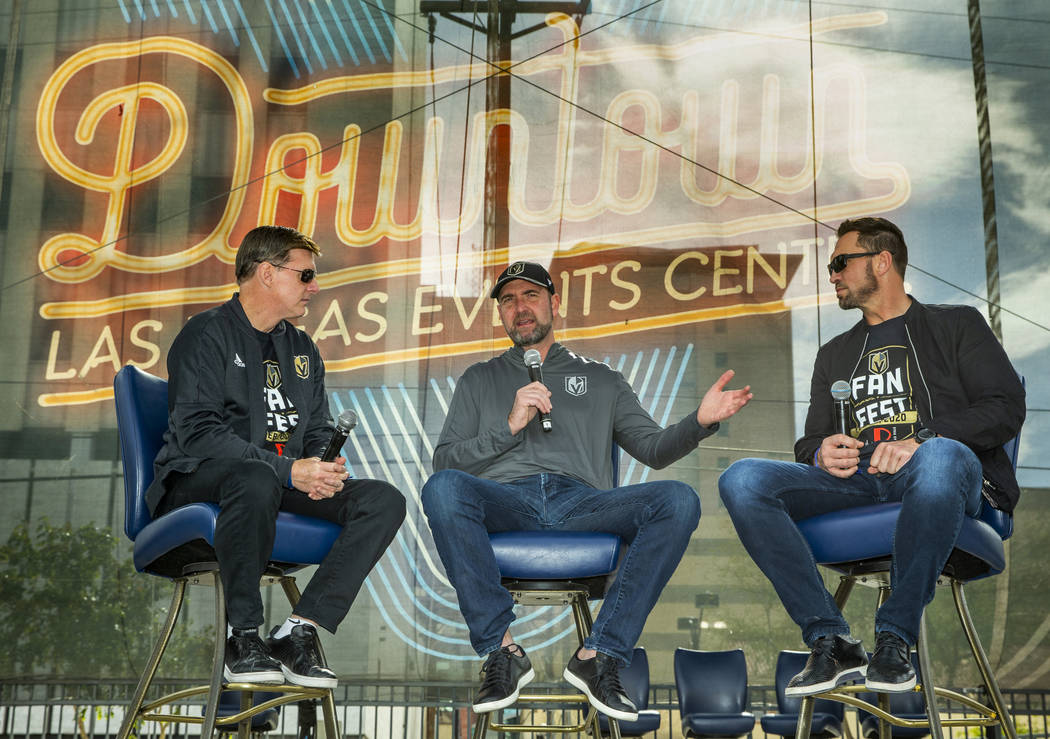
[523,349,552,432]
[830,380,851,437]
[320,409,358,462]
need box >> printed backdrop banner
[1,1,1047,685]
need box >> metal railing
[0,679,1047,739]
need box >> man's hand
[817,435,864,478]
[292,457,349,500]
[697,370,753,427]
[508,381,552,435]
[867,439,919,475]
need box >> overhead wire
[5,0,1048,336]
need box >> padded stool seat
[133,503,342,576]
[491,531,621,580]
[797,503,1007,580]
[474,530,625,739]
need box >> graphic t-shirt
[847,316,920,467]
[256,330,299,456]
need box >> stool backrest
[674,647,749,715]
[114,366,170,541]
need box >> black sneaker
[563,653,639,722]
[866,632,916,692]
[785,634,868,696]
[267,624,338,689]
[472,645,535,713]
[225,627,283,684]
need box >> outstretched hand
[697,370,753,427]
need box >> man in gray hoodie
[421,261,752,721]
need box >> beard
[837,263,878,309]
[507,311,553,347]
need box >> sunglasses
[265,261,316,283]
[827,251,876,276]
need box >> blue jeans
[717,438,982,647]
[421,470,701,664]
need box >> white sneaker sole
[472,668,535,713]
[784,666,867,697]
[865,674,917,692]
[281,665,338,690]
[563,667,639,722]
[223,666,284,685]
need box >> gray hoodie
[433,343,716,489]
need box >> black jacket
[145,295,334,515]
[794,298,1026,511]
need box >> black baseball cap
[490,261,556,299]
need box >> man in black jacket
[718,217,1025,696]
[146,225,405,688]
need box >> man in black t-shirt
[147,226,405,688]
[718,217,1025,696]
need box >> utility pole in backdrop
[421,2,591,255]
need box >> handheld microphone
[830,380,851,437]
[320,409,358,462]
[523,349,552,433]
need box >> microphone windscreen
[830,380,851,401]
[335,409,358,432]
[523,348,542,367]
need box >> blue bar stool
[790,427,1024,739]
[114,366,341,738]
[473,530,625,739]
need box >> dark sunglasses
[264,261,316,283]
[827,251,876,276]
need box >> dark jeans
[158,458,406,633]
[717,437,983,646]
[421,469,701,665]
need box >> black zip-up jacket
[144,295,334,515]
[793,298,1026,511]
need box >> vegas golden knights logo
[265,361,281,388]
[508,262,526,276]
[869,351,889,375]
[294,355,310,379]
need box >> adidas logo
[234,353,245,368]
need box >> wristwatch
[915,428,936,444]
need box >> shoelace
[593,659,630,701]
[288,628,325,665]
[874,635,908,662]
[479,650,514,690]
[237,633,272,660]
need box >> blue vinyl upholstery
[674,648,756,739]
[115,365,340,577]
[490,530,622,580]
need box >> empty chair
[598,647,662,736]
[760,650,844,739]
[674,648,756,739]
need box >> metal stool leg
[203,572,227,737]
[953,581,1017,739]
[916,612,944,739]
[117,578,188,739]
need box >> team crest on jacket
[265,362,281,388]
[565,375,587,396]
[294,355,310,379]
